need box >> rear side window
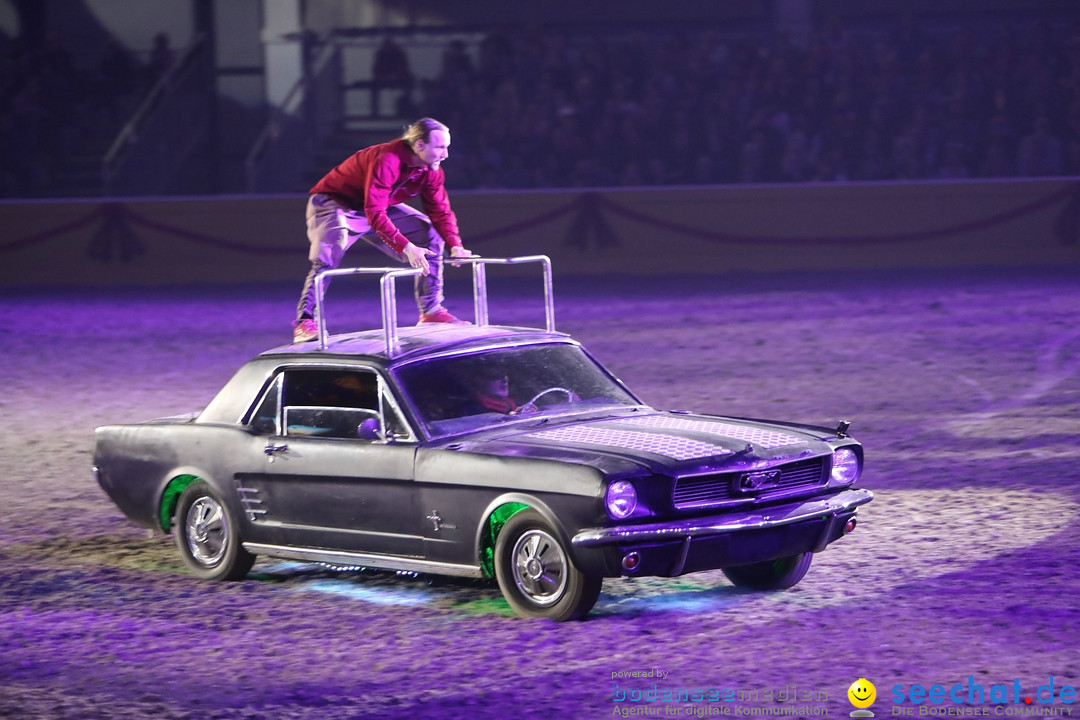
[246,368,410,442]
[283,370,379,411]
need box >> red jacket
[310,138,462,253]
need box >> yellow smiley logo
[848,678,877,709]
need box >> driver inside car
[463,364,519,415]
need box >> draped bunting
[2,183,1078,263]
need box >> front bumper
[572,488,873,577]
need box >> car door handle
[263,443,288,460]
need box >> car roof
[259,323,575,367]
[197,324,578,426]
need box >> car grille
[672,457,828,510]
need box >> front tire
[173,480,255,580]
[722,552,813,590]
[494,509,601,621]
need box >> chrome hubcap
[511,529,567,607]
[186,496,228,566]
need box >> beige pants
[296,193,446,321]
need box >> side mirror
[357,417,381,441]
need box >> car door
[241,366,423,557]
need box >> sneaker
[418,307,471,325]
[293,318,319,343]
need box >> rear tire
[174,480,255,581]
[494,509,601,621]
[722,552,813,590]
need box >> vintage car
[94,256,872,621]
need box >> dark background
[1,3,1079,717]
[2,0,1078,199]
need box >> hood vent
[614,415,804,450]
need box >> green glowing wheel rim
[174,480,255,581]
[722,552,813,591]
[494,509,601,621]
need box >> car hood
[442,410,838,477]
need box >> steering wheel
[512,387,576,415]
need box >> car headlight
[830,447,860,484]
[605,480,638,519]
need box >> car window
[393,343,641,437]
[284,406,379,439]
[383,398,409,439]
[282,369,379,440]
[284,369,379,411]
[248,375,282,434]
[246,368,407,442]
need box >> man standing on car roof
[292,117,475,343]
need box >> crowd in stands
[3,14,1078,198]
[411,16,1080,189]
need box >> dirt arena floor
[1,265,1078,719]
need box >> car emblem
[737,469,782,492]
[426,511,457,532]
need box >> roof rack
[312,255,554,355]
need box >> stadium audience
[415,17,1080,188]
[2,14,1078,198]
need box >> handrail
[245,41,340,193]
[102,34,210,195]
[312,255,554,356]
[244,70,308,180]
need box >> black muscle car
[93,256,872,620]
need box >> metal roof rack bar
[313,266,414,351]
[312,255,554,355]
[457,255,554,333]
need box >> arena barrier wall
[1,178,1078,287]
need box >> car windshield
[393,343,641,437]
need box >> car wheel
[494,509,602,621]
[173,480,255,581]
[722,552,813,590]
